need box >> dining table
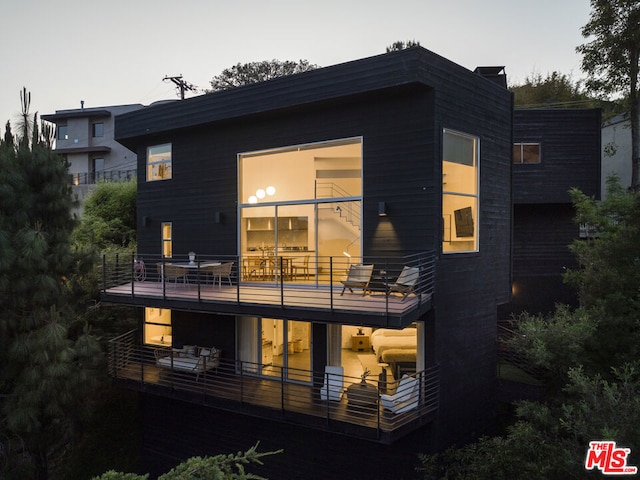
[159,261,221,284]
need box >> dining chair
[163,264,189,285]
[291,254,310,279]
[205,262,234,287]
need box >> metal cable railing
[108,331,439,438]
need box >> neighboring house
[42,103,144,212]
[601,111,633,195]
[503,108,601,317]
[101,47,512,479]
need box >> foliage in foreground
[0,92,103,479]
[419,364,640,480]
[72,180,137,251]
[91,443,282,480]
[419,177,640,479]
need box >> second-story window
[161,222,172,258]
[513,143,541,164]
[92,122,104,137]
[147,143,172,181]
[58,125,68,140]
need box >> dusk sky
[1,0,592,131]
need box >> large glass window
[238,138,362,284]
[442,129,479,253]
[147,143,172,181]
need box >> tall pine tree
[0,90,102,480]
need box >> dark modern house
[504,108,602,317]
[101,47,513,479]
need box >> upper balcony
[70,169,136,186]
[100,251,436,328]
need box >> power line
[162,75,197,100]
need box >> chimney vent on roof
[473,66,507,88]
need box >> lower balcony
[100,252,436,327]
[109,330,440,444]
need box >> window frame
[513,142,541,164]
[161,222,172,258]
[57,125,68,140]
[147,143,172,181]
[92,122,104,138]
[442,128,480,254]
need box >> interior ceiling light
[256,188,266,199]
[248,195,258,204]
[266,185,276,196]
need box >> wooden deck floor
[104,280,429,319]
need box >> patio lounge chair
[380,374,419,413]
[320,365,344,401]
[388,266,420,301]
[340,264,374,296]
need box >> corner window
[58,125,68,140]
[513,143,540,164]
[147,143,172,181]
[92,122,104,137]
[442,129,479,253]
[161,222,172,258]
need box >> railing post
[239,360,244,404]
[281,366,285,414]
[162,259,167,299]
[131,253,135,297]
[329,257,334,311]
[236,255,241,304]
[280,256,285,307]
[197,260,201,301]
[102,255,107,293]
[115,253,120,288]
[138,343,144,386]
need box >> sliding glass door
[238,317,311,383]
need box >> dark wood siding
[137,86,439,257]
[513,109,601,204]
[116,46,514,457]
[140,393,435,480]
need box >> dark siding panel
[121,46,514,457]
[513,109,601,204]
[512,204,578,277]
[172,312,236,358]
[136,86,439,257]
[141,393,435,480]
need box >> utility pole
[163,75,197,100]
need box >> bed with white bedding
[370,327,417,362]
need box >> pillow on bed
[371,328,417,338]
